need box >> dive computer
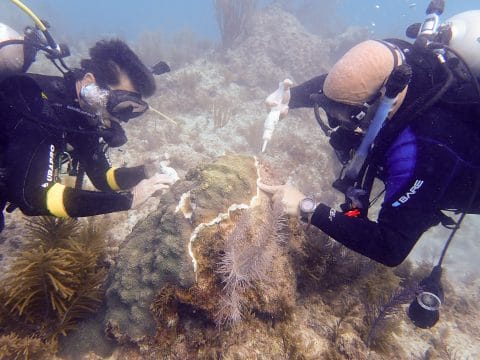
[299,197,317,225]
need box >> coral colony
[0,2,479,359]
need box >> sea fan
[364,285,415,351]
[217,210,254,293]
[214,0,259,49]
[215,201,286,325]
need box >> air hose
[9,0,54,48]
[8,0,70,71]
[343,64,412,181]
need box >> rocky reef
[1,3,479,359]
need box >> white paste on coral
[175,191,193,219]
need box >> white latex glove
[257,180,305,216]
[143,158,180,182]
[131,173,174,209]
[265,78,293,119]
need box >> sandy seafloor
[0,4,479,359]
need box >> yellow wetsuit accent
[106,167,121,191]
[46,183,69,217]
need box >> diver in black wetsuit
[0,39,174,229]
[259,10,480,267]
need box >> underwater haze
[1,0,480,359]
[2,0,480,43]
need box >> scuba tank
[0,23,25,75]
[0,0,71,77]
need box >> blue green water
[2,0,479,43]
[339,0,480,38]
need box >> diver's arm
[6,123,135,217]
[46,170,172,217]
[310,204,439,267]
[106,165,147,190]
[72,135,147,191]
[289,75,327,109]
[45,184,133,217]
[311,126,456,266]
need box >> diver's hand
[143,158,159,178]
[265,78,293,119]
[143,158,180,182]
[131,173,173,209]
[257,180,305,216]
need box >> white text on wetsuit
[392,179,424,207]
[46,144,55,182]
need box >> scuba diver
[0,4,175,231]
[259,6,480,268]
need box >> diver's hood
[324,40,401,106]
[313,40,409,130]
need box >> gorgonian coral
[215,201,286,325]
[0,217,108,355]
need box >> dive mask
[80,84,148,123]
[106,89,149,122]
[310,91,380,165]
[311,92,372,131]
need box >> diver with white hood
[260,0,480,329]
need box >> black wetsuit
[290,77,480,267]
[0,73,147,223]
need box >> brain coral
[104,154,296,343]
